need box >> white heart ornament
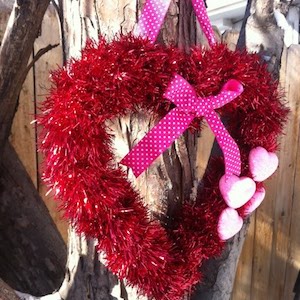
[218,208,243,240]
[249,147,279,182]
[219,175,256,209]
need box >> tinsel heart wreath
[39,0,288,299]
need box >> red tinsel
[39,35,288,300]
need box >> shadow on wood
[0,143,67,295]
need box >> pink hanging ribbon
[121,75,243,177]
[136,0,216,47]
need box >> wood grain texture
[283,89,300,298]
[0,12,9,39]
[269,44,300,300]
[10,57,37,187]
[232,44,300,300]
[251,175,278,300]
[58,229,119,300]
[34,4,68,243]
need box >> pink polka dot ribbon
[121,75,243,177]
[136,0,216,47]
[135,0,171,43]
[192,0,216,47]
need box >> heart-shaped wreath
[39,0,288,299]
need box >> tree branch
[0,0,51,155]
[26,43,59,75]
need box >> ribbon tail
[120,109,194,177]
[191,0,216,47]
[135,0,171,43]
[206,110,241,177]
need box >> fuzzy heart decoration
[219,175,256,209]
[218,208,244,240]
[38,35,288,300]
[249,146,279,182]
[244,187,266,215]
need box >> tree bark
[0,0,14,12]
[0,278,20,300]
[245,0,288,77]
[0,0,51,152]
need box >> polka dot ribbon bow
[135,0,216,47]
[121,75,244,177]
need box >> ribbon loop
[164,73,198,112]
[121,75,243,177]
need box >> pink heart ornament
[244,187,266,215]
[218,208,243,240]
[219,175,256,209]
[249,147,279,182]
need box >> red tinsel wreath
[39,35,288,300]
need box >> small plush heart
[244,187,266,215]
[218,208,243,240]
[249,147,279,182]
[219,175,256,209]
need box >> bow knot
[121,75,243,178]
